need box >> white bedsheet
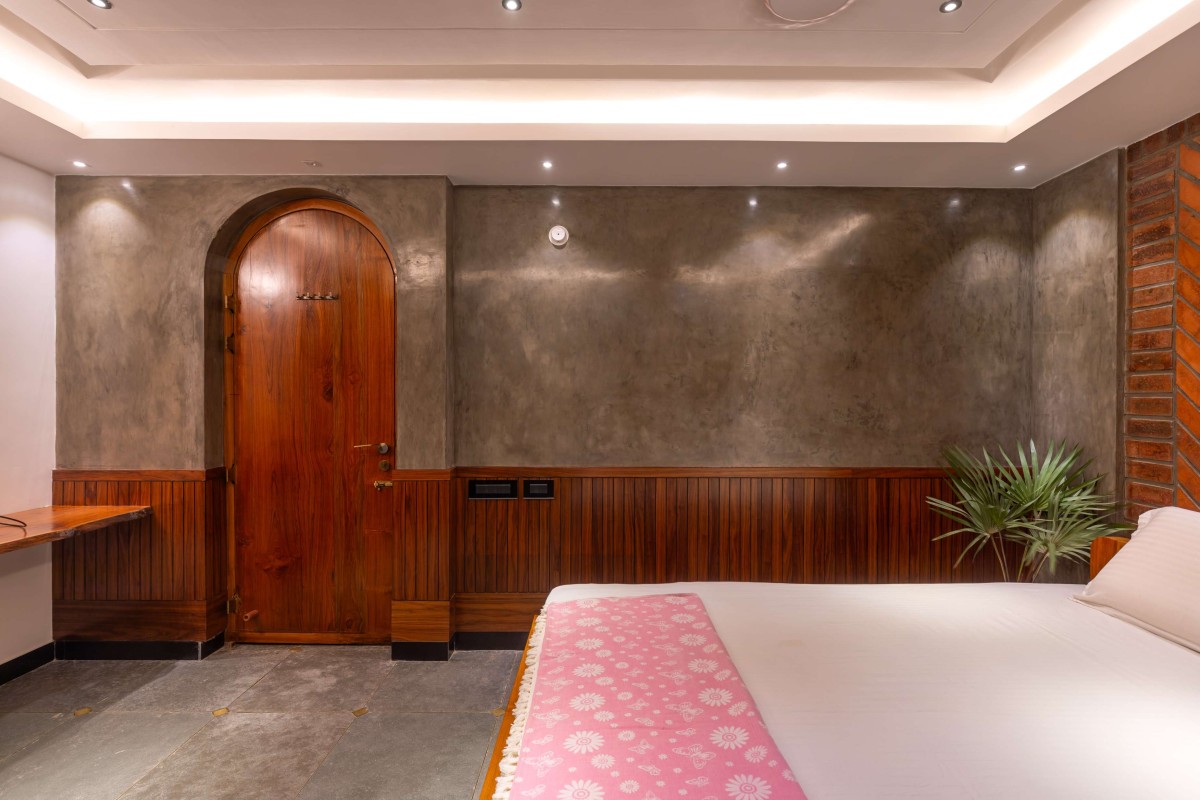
[545,582,1200,800]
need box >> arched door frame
[221,197,397,640]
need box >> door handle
[354,443,391,454]
[373,480,394,490]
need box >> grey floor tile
[0,661,172,713]
[296,711,500,800]
[372,651,519,713]
[230,647,393,712]
[0,712,68,761]
[202,644,295,664]
[107,656,283,713]
[0,710,210,800]
[120,711,352,800]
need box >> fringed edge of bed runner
[492,611,546,800]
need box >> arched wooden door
[226,200,395,643]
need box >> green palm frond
[926,440,1132,582]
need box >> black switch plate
[467,479,518,500]
[523,479,555,500]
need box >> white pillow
[1075,506,1200,653]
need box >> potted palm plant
[927,441,1131,582]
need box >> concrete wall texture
[1030,152,1123,489]
[55,155,1124,479]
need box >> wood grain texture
[228,202,396,641]
[0,506,149,555]
[394,478,452,601]
[391,600,452,641]
[51,470,226,641]
[1090,536,1131,579]
[452,473,997,600]
[454,593,545,633]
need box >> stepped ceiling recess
[1,0,1199,185]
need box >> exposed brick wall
[1124,114,1200,518]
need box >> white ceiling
[0,0,1198,186]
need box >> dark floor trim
[56,632,225,661]
[391,641,452,661]
[0,643,55,686]
[453,631,528,651]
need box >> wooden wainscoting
[52,469,227,643]
[449,467,999,635]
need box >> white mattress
[545,582,1200,800]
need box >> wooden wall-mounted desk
[0,506,151,556]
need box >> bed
[480,578,1200,800]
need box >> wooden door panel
[231,205,395,640]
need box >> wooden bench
[0,506,151,556]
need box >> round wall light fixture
[549,225,570,247]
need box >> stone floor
[0,645,520,800]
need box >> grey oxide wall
[1030,152,1123,488]
[56,176,453,470]
[452,186,1034,466]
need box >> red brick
[1183,238,1200,274]
[1128,150,1176,183]
[1129,330,1172,350]
[1128,351,1173,371]
[1175,297,1200,336]
[1182,173,1200,215]
[1181,144,1200,181]
[1126,417,1173,437]
[1176,327,1200,368]
[1189,113,1200,135]
[1126,396,1172,416]
[1177,425,1200,470]
[1182,208,1200,246]
[1138,122,1188,156]
[1130,240,1175,267]
[1128,194,1176,225]
[1128,217,1175,249]
[1124,502,1154,521]
[1131,284,1174,307]
[1126,439,1173,461]
[1127,374,1173,392]
[1131,305,1173,329]
[1129,263,1174,288]
[1178,456,1200,505]
[1127,482,1174,505]
[1178,490,1199,512]
[1178,360,1200,408]
[1177,390,1200,437]
[1129,172,1175,204]
[1128,460,1174,483]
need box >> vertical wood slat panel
[51,469,226,605]
[449,469,1001,596]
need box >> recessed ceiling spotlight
[72,160,88,168]
[88,0,113,8]
[1013,163,1028,172]
[542,160,553,170]
[776,161,788,170]
[551,197,561,207]
[749,197,758,207]
[939,1,961,12]
[502,0,521,11]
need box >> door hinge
[226,594,241,615]
[223,293,234,312]
[227,464,237,485]
[225,333,235,353]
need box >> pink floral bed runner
[509,593,807,800]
